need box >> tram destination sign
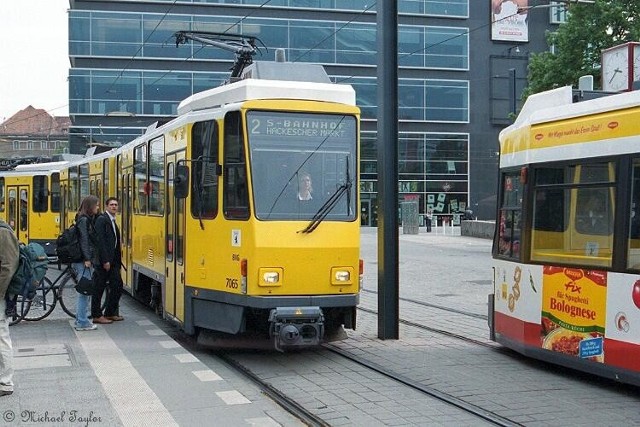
[247,112,355,143]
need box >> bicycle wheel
[23,277,57,321]
[7,295,30,326]
[57,272,79,318]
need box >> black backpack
[56,224,82,263]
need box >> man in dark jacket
[92,197,124,322]
[0,218,19,397]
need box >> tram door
[7,186,28,243]
[165,152,186,320]
[120,172,133,291]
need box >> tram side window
[149,137,165,216]
[0,177,4,212]
[134,144,148,214]
[20,188,28,231]
[627,161,640,269]
[191,120,218,219]
[8,189,17,229]
[33,175,48,212]
[103,159,110,206]
[496,172,522,259]
[51,173,60,212]
[531,162,614,268]
[223,112,249,219]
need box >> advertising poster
[541,267,606,362]
[491,0,529,42]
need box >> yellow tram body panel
[183,220,360,297]
[0,164,63,257]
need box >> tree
[525,0,640,97]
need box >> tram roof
[500,86,640,141]
[177,78,356,115]
[12,160,69,172]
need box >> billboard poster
[492,0,529,42]
[541,267,606,362]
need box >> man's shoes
[0,390,13,397]
[75,324,98,331]
[105,315,124,321]
[92,316,113,324]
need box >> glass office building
[68,0,557,222]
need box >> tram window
[628,161,640,269]
[223,112,249,219]
[531,162,614,268]
[103,159,110,205]
[8,189,16,229]
[0,177,4,212]
[80,164,90,198]
[51,173,60,213]
[134,144,148,214]
[33,175,48,212]
[575,189,612,236]
[20,189,28,231]
[149,137,165,216]
[533,189,565,232]
[69,166,79,211]
[191,121,218,219]
[496,172,522,259]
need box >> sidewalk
[3,301,300,427]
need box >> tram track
[217,351,330,427]
[356,306,501,350]
[361,287,488,320]
[322,344,522,427]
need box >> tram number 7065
[226,278,239,289]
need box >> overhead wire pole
[376,0,399,340]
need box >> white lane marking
[146,329,166,336]
[159,340,181,349]
[73,321,178,426]
[192,369,223,382]
[136,320,154,326]
[174,353,199,363]
[216,390,251,405]
[246,417,281,426]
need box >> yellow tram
[491,86,640,385]
[60,60,361,349]
[0,161,66,259]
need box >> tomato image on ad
[541,267,607,362]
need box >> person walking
[0,218,19,397]
[92,197,124,322]
[73,195,102,330]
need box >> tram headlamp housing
[259,268,282,286]
[331,267,354,285]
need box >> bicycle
[8,264,80,325]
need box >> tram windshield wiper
[299,160,351,234]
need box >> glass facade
[69,0,472,223]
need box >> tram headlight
[331,267,354,285]
[259,268,283,287]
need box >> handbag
[75,268,94,295]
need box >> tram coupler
[269,306,325,351]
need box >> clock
[602,44,630,92]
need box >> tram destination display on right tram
[489,85,640,386]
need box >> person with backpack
[0,218,19,397]
[92,197,124,323]
[73,195,101,331]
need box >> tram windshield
[247,111,357,221]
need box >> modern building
[0,106,70,170]
[68,0,566,222]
